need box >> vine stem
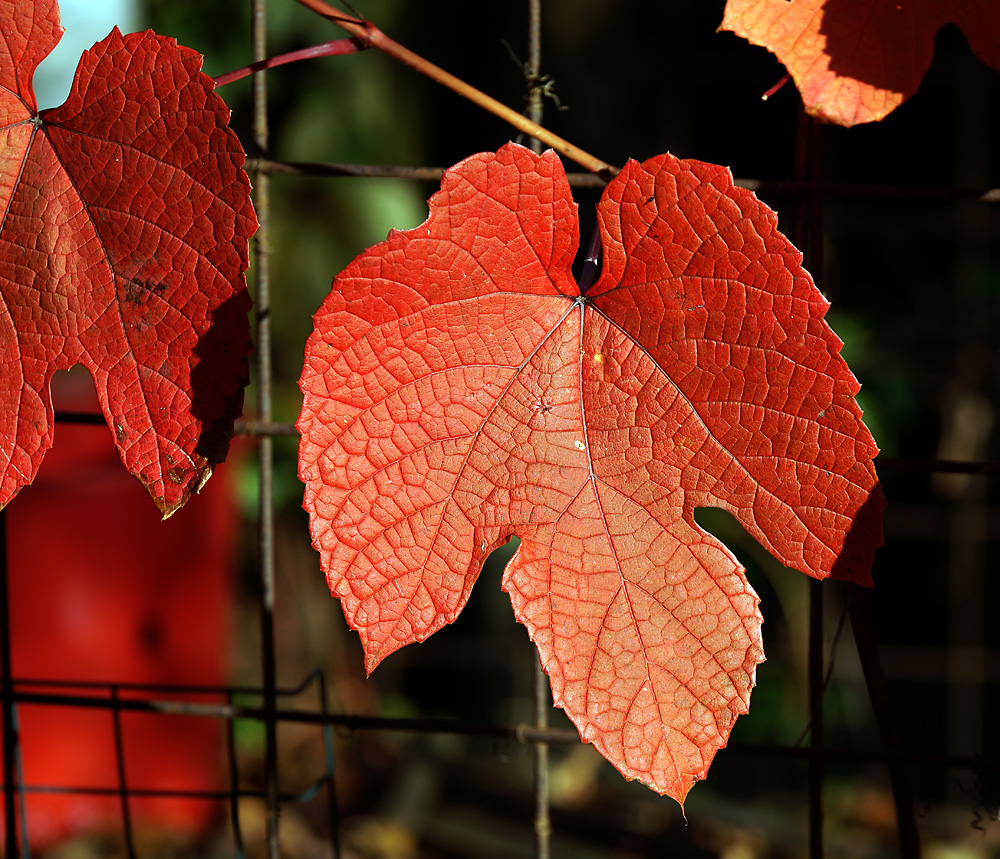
[213,37,366,87]
[292,0,618,180]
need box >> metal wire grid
[1,2,999,857]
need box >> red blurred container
[1,373,239,847]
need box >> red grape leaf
[0,0,255,516]
[297,143,883,804]
[720,0,1000,126]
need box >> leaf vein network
[570,305,661,717]
[47,123,244,224]
[341,297,577,633]
[591,306,821,557]
[81,205,234,286]
[590,476,752,694]
[328,360,533,438]
[0,122,37,237]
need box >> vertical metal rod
[792,107,824,859]
[808,579,824,859]
[804,159,825,859]
[944,46,990,793]
[110,687,137,859]
[532,660,552,859]
[226,690,247,859]
[523,3,551,857]
[0,510,21,858]
[316,672,341,859]
[250,1,279,857]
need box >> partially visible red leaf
[0,0,255,515]
[297,143,883,804]
[720,0,1000,125]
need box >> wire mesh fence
[2,1,1000,857]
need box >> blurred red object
[1,371,239,847]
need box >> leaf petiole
[761,73,791,101]
[212,37,367,88]
[577,214,602,294]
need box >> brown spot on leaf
[166,465,189,486]
[121,278,167,305]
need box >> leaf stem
[213,37,367,88]
[761,73,791,101]
[292,0,618,179]
[577,215,602,294]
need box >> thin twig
[213,37,366,87]
[847,586,923,858]
[792,601,850,750]
[291,0,618,179]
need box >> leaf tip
[156,497,182,521]
[363,650,384,676]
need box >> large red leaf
[720,0,1000,126]
[297,143,883,804]
[0,0,255,515]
